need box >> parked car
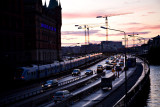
[41,79,58,90]
[85,69,93,75]
[72,69,81,76]
[53,90,72,103]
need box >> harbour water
[146,65,160,107]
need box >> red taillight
[21,76,24,79]
[62,95,64,98]
[53,96,54,98]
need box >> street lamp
[122,38,128,48]
[101,26,128,106]
[97,16,109,41]
[137,37,146,74]
[75,25,88,45]
[128,33,139,47]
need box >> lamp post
[75,25,89,66]
[138,37,146,74]
[96,16,109,41]
[75,25,88,45]
[101,26,128,106]
[128,32,139,47]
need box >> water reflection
[147,66,160,107]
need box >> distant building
[152,35,160,47]
[23,0,62,65]
[62,46,81,57]
[81,44,101,54]
[0,0,62,67]
[101,41,124,53]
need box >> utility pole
[105,17,108,41]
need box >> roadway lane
[0,57,108,106]
[38,55,125,107]
[71,58,142,107]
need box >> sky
[43,0,160,47]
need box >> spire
[58,0,61,7]
[44,0,47,7]
[48,0,58,9]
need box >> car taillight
[53,96,54,98]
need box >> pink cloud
[61,30,100,36]
[63,12,133,19]
[148,12,157,14]
[122,22,142,25]
[96,31,150,37]
[127,25,160,31]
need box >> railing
[0,74,88,106]
[113,57,150,107]
[51,74,104,107]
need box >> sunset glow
[44,0,160,46]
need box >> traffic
[1,54,137,107]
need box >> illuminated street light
[97,16,109,41]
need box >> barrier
[113,57,150,107]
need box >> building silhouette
[0,0,25,81]
[24,0,62,65]
[0,0,62,81]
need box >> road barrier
[113,57,150,107]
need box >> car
[85,69,93,75]
[115,65,122,71]
[97,65,104,73]
[119,62,124,66]
[111,61,117,66]
[105,60,109,64]
[72,69,81,76]
[53,90,72,103]
[105,64,113,70]
[41,79,58,90]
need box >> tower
[48,0,58,9]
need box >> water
[146,65,160,107]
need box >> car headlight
[41,85,44,87]
[48,85,51,87]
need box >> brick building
[24,0,62,65]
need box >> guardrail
[113,57,150,107]
[52,73,104,107]
[0,74,88,106]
